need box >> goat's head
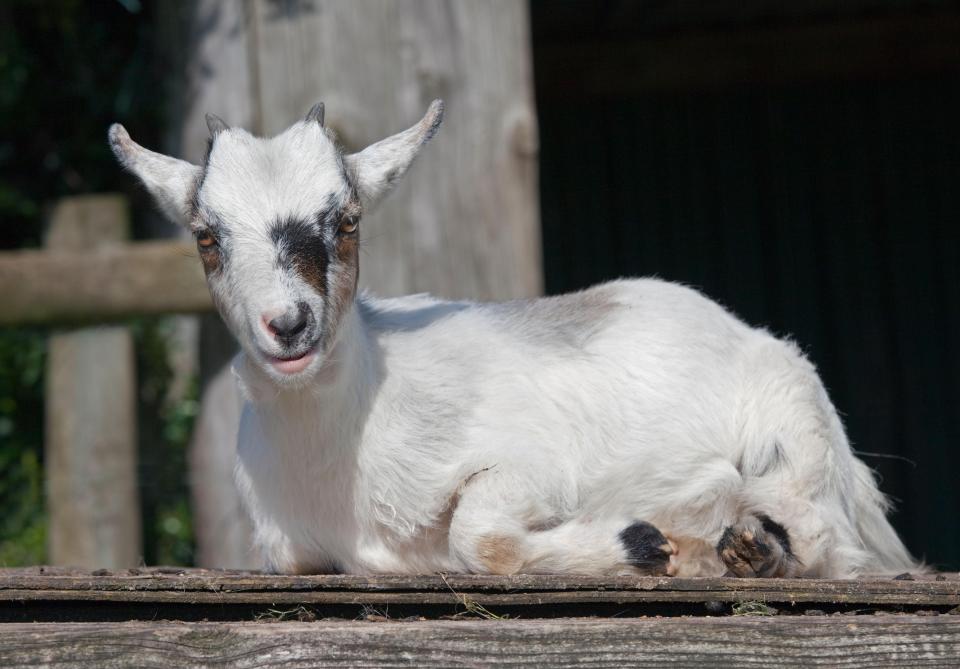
[109,100,444,385]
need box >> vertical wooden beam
[44,195,141,568]
[250,0,542,300]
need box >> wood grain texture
[0,617,958,668]
[0,240,211,325]
[0,570,957,607]
[43,196,141,568]
[250,0,542,301]
[163,0,261,162]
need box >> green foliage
[133,317,199,566]
[0,317,201,567]
[0,330,47,566]
[155,496,195,567]
[0,1,196,566]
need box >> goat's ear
[345,99,443,210]
[108,123,201,225]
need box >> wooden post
[44,195,141,568]
[164,1,542,301]
[250,0,542,300]
[0,240,211,325]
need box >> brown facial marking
[291,248,328,295]
[476,535,524,575]
[333,225,359,299]
[196,231,221,275]
[270,217,328,296]
[199,249,220,274]
[324,198,362,331]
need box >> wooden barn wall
[535,68,960,568]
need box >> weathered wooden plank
[0,617,958,668]
[0,240,211,325]
[44,196,141,568]
[0,571,956,607]
[3,569,957,590]
[0,586,957,608]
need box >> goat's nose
[265,304,310,342]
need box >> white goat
[110,101,918,578]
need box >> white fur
[110,101,918,578]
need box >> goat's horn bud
[305,102,325,126]
[205,113,229,137]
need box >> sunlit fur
[110,101,918,578]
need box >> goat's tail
[848,456,925,575]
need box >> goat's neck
[236,299,378,454]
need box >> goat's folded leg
[446,472,677,576]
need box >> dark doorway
[533,0,960,570]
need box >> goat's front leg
[447,471,677,576]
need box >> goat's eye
[196,230,218,250]
[339,217,359,235]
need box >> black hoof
[717,514,801,578]
[619,521,677,576]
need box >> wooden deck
[0,568,957,666]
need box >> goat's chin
[262,351,323,387]
[266,349,317,376]
[233,347,327,402]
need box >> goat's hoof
[619,521,678,576]
[717,514,801,578]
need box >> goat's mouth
[265,347,317,376]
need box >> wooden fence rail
[0,226,210,326]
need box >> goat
[109,100,918,577]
